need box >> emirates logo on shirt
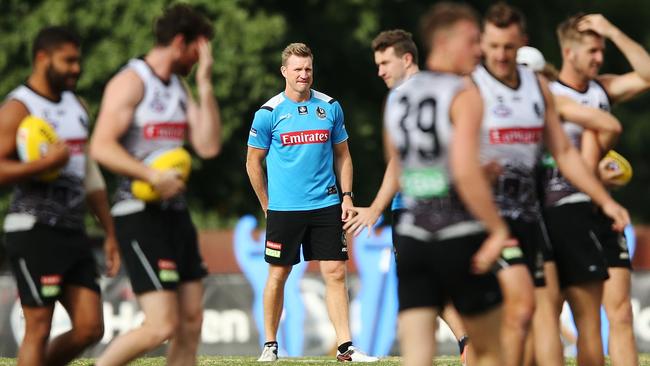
[489,127,543,144]
[143,122,187,140]
[65,138,87,155]
[280,129,329,146]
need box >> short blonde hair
[557,14,601,48]
[282,43,313,65]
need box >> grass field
[2,356,650,365]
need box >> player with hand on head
[545,13,650,366]
[90,4,222,366]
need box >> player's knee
[504,297,535,329]
[610,300,634,326]
[181,308,204,335]
[321,262,346,283]
[24,321,52,341]
[267,266,291,284]
[148,320,178,345]
[74,322,104,346]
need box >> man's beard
[46,64,78,93]
[173,61,193,77]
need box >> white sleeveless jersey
[473,64,545,221]
[542,80,611,207]
[114,58,189,209]
[6,85,89,230]
[384,71,482,240]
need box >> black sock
[264,341,278,348]
[458,335,469,354]
[338,341,353,354]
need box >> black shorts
[538,217,555,262]
[115,206,207,294]
[543,202,609,288]
[594,211,632,269]
[396,232,502,315]
[5,224,100,307]
[391,209,405,256]
[265,204,347,265]
[498,218,547,287]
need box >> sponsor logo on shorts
[341,233,348,253]
[266,248,281,258]
[40,275,61,298]
[489,127,543,145]
[158,259,179,282]
[143,122,187,140]
[158,259,177,270]
[266,241,282,258]
[280,130,329,146]
[500,247,523,260]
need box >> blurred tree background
[1,0,649,228]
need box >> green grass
[1,355,650,365]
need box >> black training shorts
[543,202,609,288]
[115,205,207,294]
[265,204,348,265]
[5,224,100,307]
[395,232,502,316]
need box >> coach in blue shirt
[246,43,377,362]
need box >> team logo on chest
[150,89,170,113]
[298,106,308,115]
[493,104,512,118]
[316,106,326,119]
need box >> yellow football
[131,147,192,201]
[601,150,633,187]
[16,115,60,181]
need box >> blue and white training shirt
[248,89,348,211]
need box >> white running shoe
[336,346,379,362]
[257,343,278,362]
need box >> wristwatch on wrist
[342,191,354,199]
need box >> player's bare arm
[246,146,269,215]
[540,76,629,230]
[0,99,69,184]
[580,129,603,173]
[555,94,621,151]
[450,86,511,274]
[85,175,121,277]
[580,14,650,102]
[333,140,354,221]
[186,37,222,158]
[343,149,399,236]
[89,69,184,199]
